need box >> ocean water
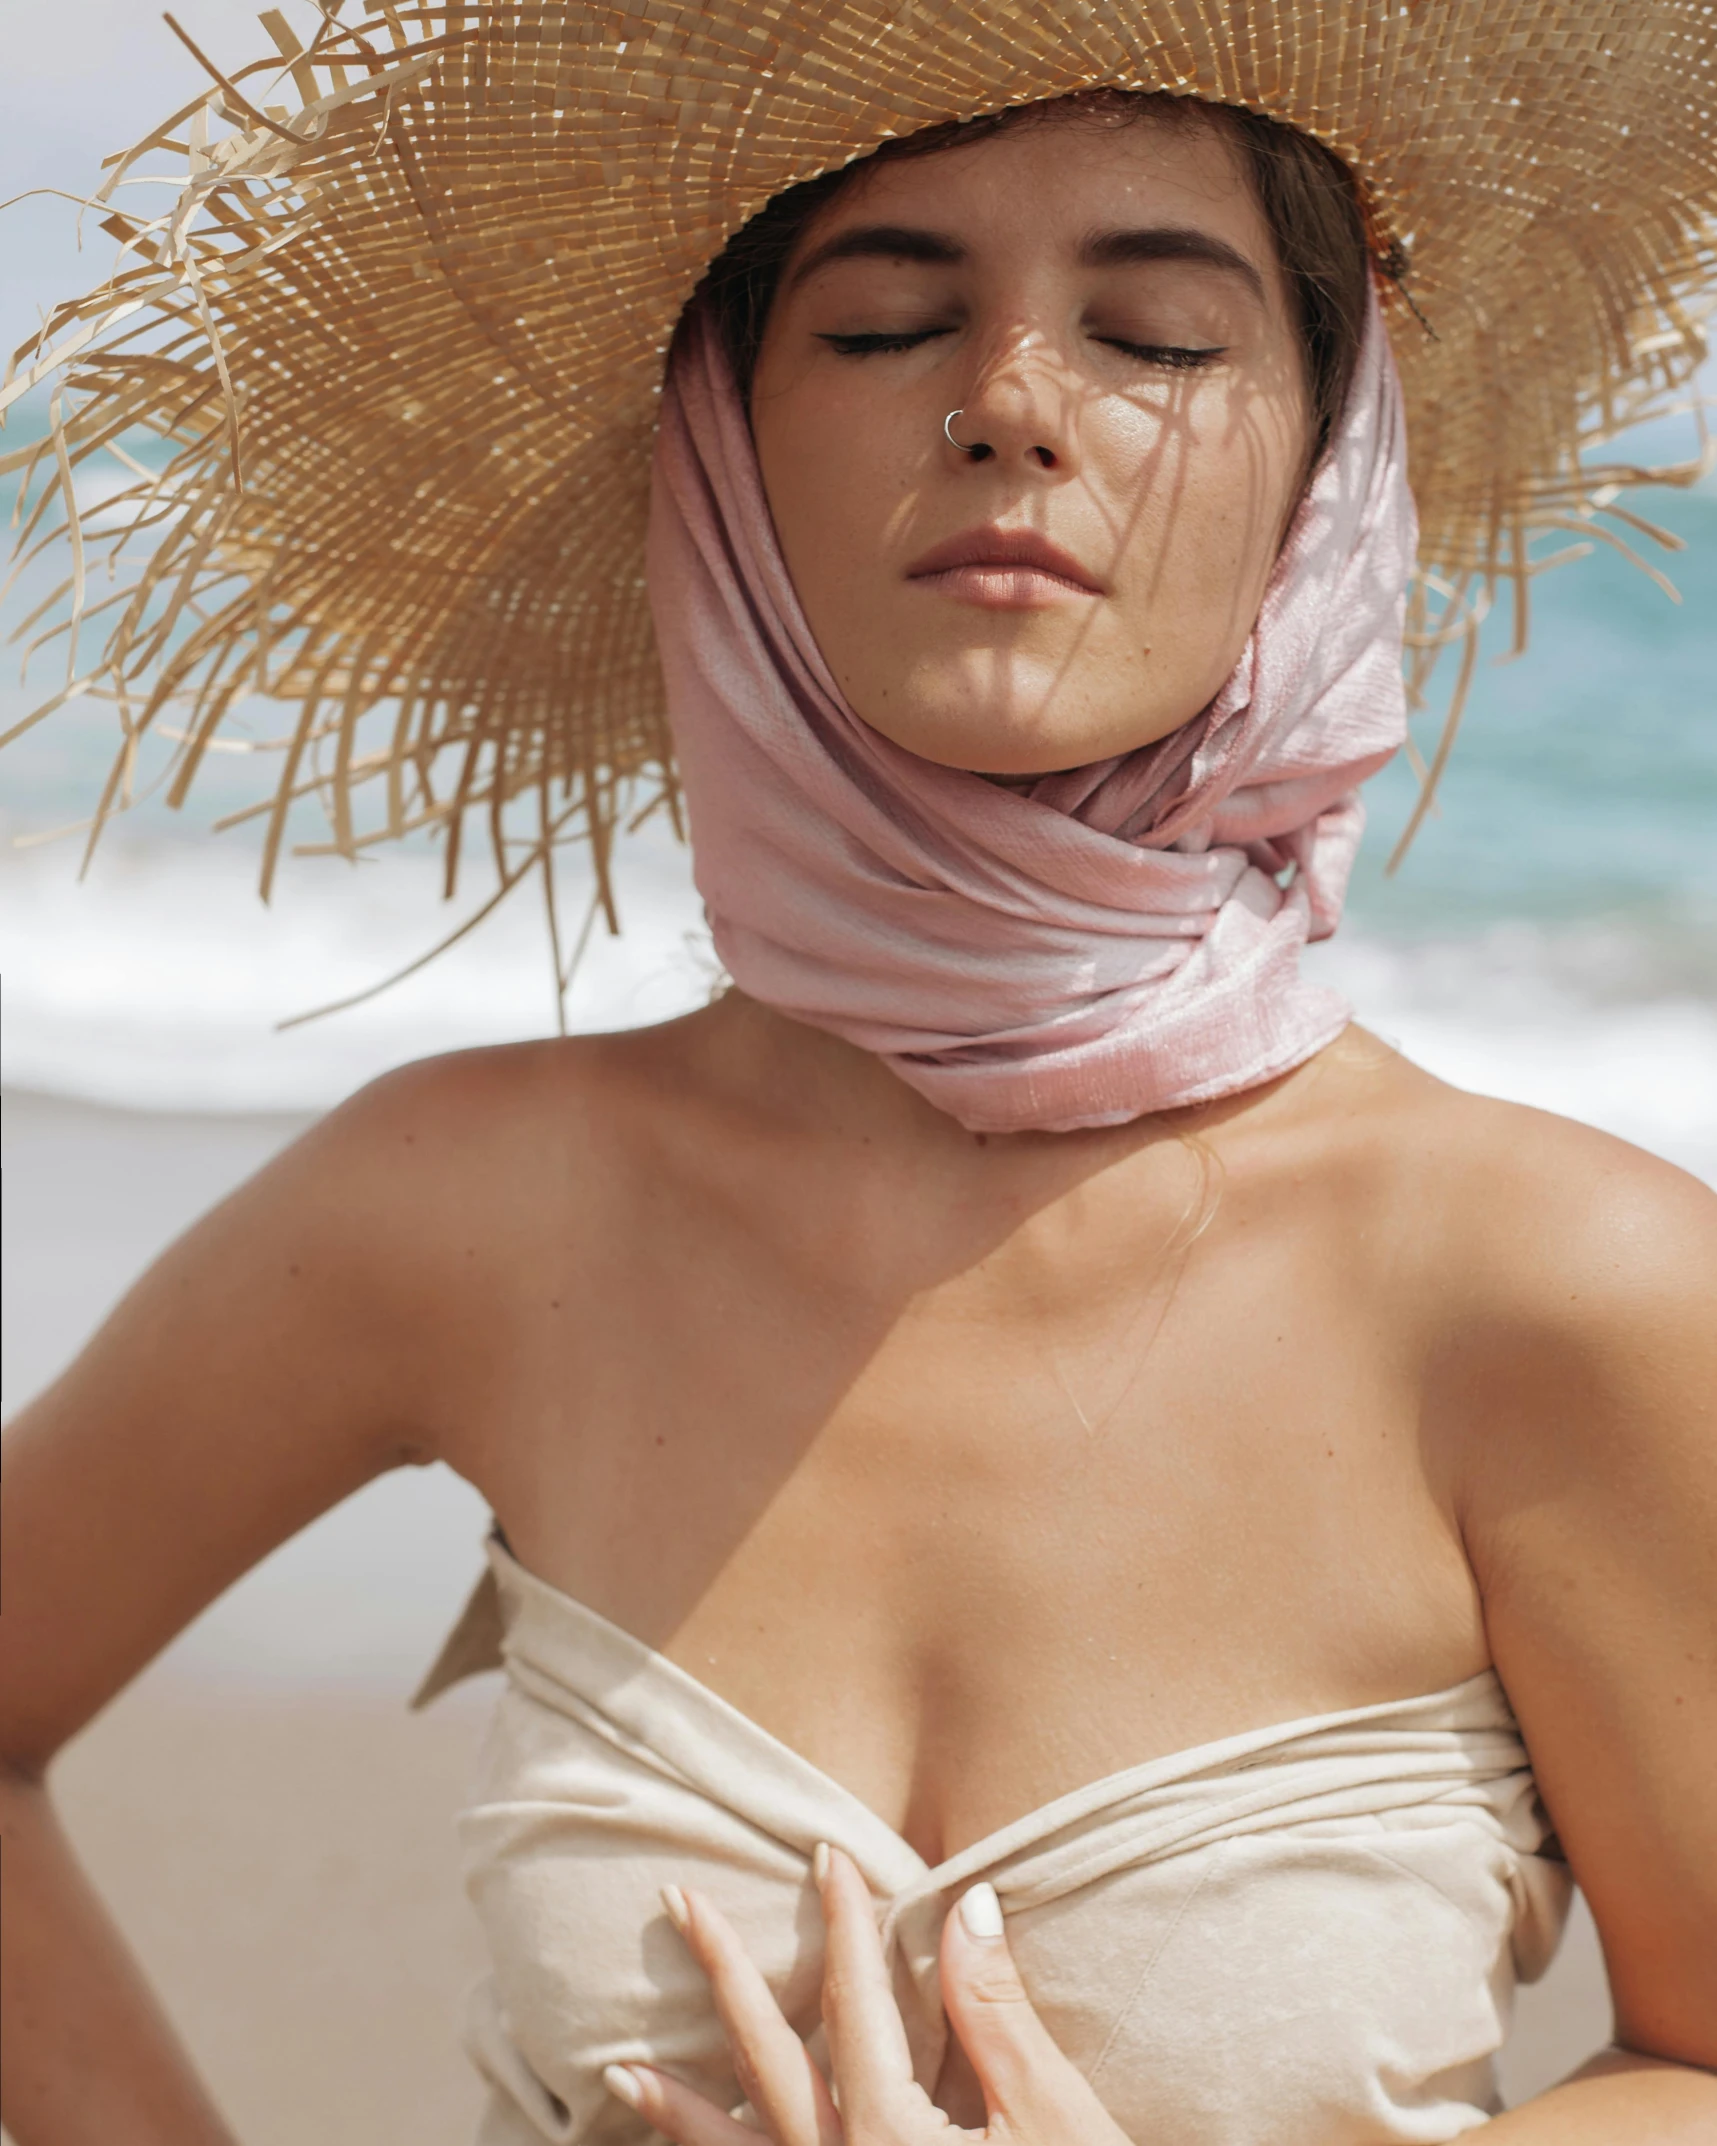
[2,433,1714,1184]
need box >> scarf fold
[647,294,1416,1134]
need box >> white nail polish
[813,1841,831,1884]
[660,1883,690,1933]
[604,2063,645,2110]
[958,1881,1005,1939]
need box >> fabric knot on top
[646,292,1417,1134]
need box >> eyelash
[1104,338,1227,371]
[818,329,1227,370]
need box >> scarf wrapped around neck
[646,294,1416,1134]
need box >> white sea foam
[0,820,717,1113]
[5,823,1713,1186]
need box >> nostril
[1030,445,1058,468]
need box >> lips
[904,525,1105,603]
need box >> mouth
[903,525,1106,610]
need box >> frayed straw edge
[1387,366,1714,874]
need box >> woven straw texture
[4,0,1715,940]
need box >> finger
[940,1883,1121,2138]
[663,1883,843,2146]
[815,1845,925,2135]
[604,2060,762,2146]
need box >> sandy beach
[42,1678,493,2146]
[3,1086,1614,2138]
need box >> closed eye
[1099,338,1228,370]
[818,329,953,356]
[820,330,1226,369]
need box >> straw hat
[4,1,1714,966]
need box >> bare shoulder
[1273,1028,1716,1498]
[1314,1035,1716,1555]
[1314,1027,1717,1339]
[274,1013,714,1334]
[192,1036,599,1348]
[313,1018,658,1169]
[298,1007,713,1221]
[1438,1073,1715,1495]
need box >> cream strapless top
[420,1538,1571,2146]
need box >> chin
[848,653,1082,773]
[853,673,1188,777]
[856,712,1067,775]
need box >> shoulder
[301,1009,716,1203]
[1302,1027,1717,1323]
[299,996,752,1259]
[250,1037,593,1276]
[219,1018,717,1410]
[1319,1038,1717,1529]
[1457,1096,1715,1508]
[1400,1062,1715,1362]
[1276,1030,1714,1455]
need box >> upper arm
[0,1058,489,1772]
[1452,1134,1717,2071]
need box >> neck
[696,988,1087,1159]
[690,986,1321,1164]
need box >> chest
[462,1142,1485,1861]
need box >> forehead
[803,105,1265,250]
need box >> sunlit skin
[751,110,1310,773]
[3,106,1716,2146]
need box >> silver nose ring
[944,408,981,455]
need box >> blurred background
[3,4,1711,2139]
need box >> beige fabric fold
[450,1539,1570,2146]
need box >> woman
[2,5,1714,2144]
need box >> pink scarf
[647,295,1416,1134]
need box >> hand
[602,1844,1134,2145]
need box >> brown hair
[697,92,1374,478]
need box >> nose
[941,343,1077,473]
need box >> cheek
[754,383,923,634]
[1104,384,1303,661]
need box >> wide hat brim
[4,0,1715,928]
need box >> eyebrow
[1080,225,1267,301]
[785,223,967,291]
[786,219,1267,304]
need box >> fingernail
[958,1881,1005,1940]
[660,1883,690,1933]
[812,1841,831,1884]
[603,2063,645,2110]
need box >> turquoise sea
[1353,484,1717,958]
[2,408,1714,1180]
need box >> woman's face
[750,110,1313,775]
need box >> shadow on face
[748,106,1313,776]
